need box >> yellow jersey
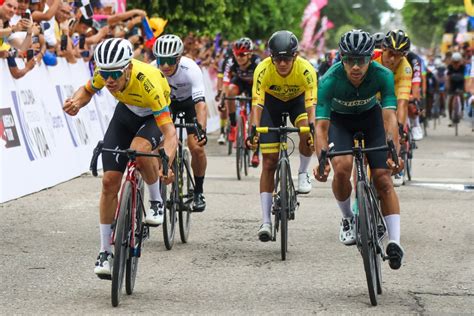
[372,49,412,101]
[252,56,317,108]
[85,59,173,126]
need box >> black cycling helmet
[383,29,410,53]
[339,29,375,56]
[233,37,253,55]
[268,30,298,56]
[373,32,385,48]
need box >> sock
[229,112,236,126]
[385,214,400,243]
[220,119,226,134]
[298,153,312,174]
[194,176,204,194]
[147,180,162,202]
[337,196,353,219]
[100,224,112,253]
[260,192,272,224]
[414,115,421,127]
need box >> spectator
[30,0,60,48]
[0,0,33,51]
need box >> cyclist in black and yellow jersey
[62,38,177,279]
[247,30,317,241]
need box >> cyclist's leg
[257,103,280,241]
[328,111,357,245]
[364,106,404,269]
[227,81,241,142]
[131,112,166,225]
[96,104,139,276]
[218,85,228,144]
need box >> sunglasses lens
[157,57,177,65]
[99,70,123,80]
[273,55,293,63]
[343,56,370,66]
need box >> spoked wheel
[178,148,192,243]
[112,181,132,307]
[162,161,177,250]
[244,148,249,176]
[279,160,289,261]
[400,143,409,185]
[236,118,245,180]
[453,96,462,136]
[356,182,379,306]
[126,177,144,295]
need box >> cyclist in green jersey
[313,30,405,270]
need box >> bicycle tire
[356,181,378,306]
[244,148,249,176]
[112,181,132,307]
[162,161,177,250]
[279,160,289,261]
[236,117,244,180]
[179,148,192,243]
[454,96,462,136]
[125,176,144,295]
[368,189,383,295]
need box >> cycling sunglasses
[234,52,251,58]
[99,68,125,80]
[342,55,371,67]
[156,56,178,66]
[272,55,295,63]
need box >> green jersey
[316,61,397,120]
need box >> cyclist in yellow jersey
[248,30,317,241]
[372,30,412,127]
[62,38,177,279]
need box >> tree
[401,0,465,48]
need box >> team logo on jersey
[143,79,155,94]
[405,67,411,74]
[136,72,145,81]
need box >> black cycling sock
[229,112,236,126]
[194,176,204,194]
[220,126,225,134]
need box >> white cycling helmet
[153,34,184,58]
[452,52,462,62]
[94,38,133,69]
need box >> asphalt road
[1,118,473,314]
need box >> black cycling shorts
[102,102,162,172]
[230,76,252,96]
[328,105,388,170]
[170,97,199,135]
[259,93,308,154]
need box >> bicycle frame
[175,112,196,208]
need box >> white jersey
[151,56,206,103]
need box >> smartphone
[79,34,85,49]
[60,35,68,51]
[32,35,39,44]
[21,12,30,20]
[80,50,90,58]
[26,49,34,61]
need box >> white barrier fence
[0,58,219,203]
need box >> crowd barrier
[0,58,220,203]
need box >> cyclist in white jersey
[152,34,209,211]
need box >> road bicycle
[319,133,398,306]
[169,112,205,244]
[399,123,415,184]
[90,141,168,307]
[223,95,252,180]
[254,112,310,261]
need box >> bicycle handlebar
[256,126,310,134]
[222,95,252,102]
[89,141,169,177]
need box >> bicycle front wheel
[236,117,244,180]
[279,160,289,261]
[356,181,378,306]
[179,148,192,243]
[162,161,177,250]
[126,176,144,295]
[112,181,132,307]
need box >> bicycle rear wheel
[126,177,144,295]
[162,161,177,250]
[179,148,192,243]
[226,122,232,155]
[112,181,132,307]
[236,118,244,180]
[453,96,462,136]
[279,160,289,261]
[356,181,378,306]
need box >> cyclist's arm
[395,63,412,125]
[189,61,208,129]
[304,65,318,125]
[383,109,400,153]
[68,85,94,108]
[314,76,332,156]
[158,121,177,164]
[251,63,266,127]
